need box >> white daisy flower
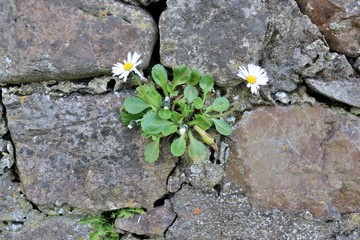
[112,52,145,82]
[237,64,269,95]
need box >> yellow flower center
[124,62,133,71]
[246,75,257,84]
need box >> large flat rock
[0,0,157,84]
[227,104,360,220]
[166,184,335,239]
[2,91,176,211]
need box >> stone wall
[0,0,359,239]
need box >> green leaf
[90,230,106,240]
[162,125,177,136]
[184,85,198,103]
[206,97,230,113]
[188,114,212,130]
[151,64,168,95]
[158,109,172,120]
[144,138,160,163]
[141,112,176,135]
[189,68,201,86]
[188,130,207,163]
[170,111,182,123]
[117,208,145,219]
[199,75,214,98]
[173,65,191,87]
[193,97,203,109]
[124,97,151,114]
[171,134,186,157]
[121,112,143,125]
[137,84,162,110]
[212,118,232,136]
[179,101,193,118]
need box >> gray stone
[2,91,176,212]
[305,78,360,107]
[0,0,157,84]
[262,1,355,92]
[167,139,228,193]
[160,0,268,87]
[115,200,176,237]
[227,104,360,220]
[316,53,355,81]
[166,184,335,239]
[339,213,360,236]
[0,172,32,222]
[0,140,14,172]
[1,216,91,240]
[160,0,352,93]
[296,0,360,58]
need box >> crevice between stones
[305,87,353,112]
[143,0,167,74]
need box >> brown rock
[296,0,360,58]
[227,104,360,220]
[2,91,176,212]
[0,0,157,84]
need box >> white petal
[127,52,132,63]
[133,68,145,79]
[132,52,141,64]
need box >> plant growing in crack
[113,53,269,163]
[80,207,145,240]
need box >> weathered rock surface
[166,184,335,239]
[160,0,268,87]
[0,140,14,173]
[2,91,176,212]
[160,0,353,92]
[227,104,360,220]
[0,216,91,240]
[0,172,32,223]
[115,200,176,237]
[306,78,360,107]
[0,0,157,84]
[167,141,228,193]
[296,0,360,58]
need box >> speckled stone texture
[159,0,355,92]
[115,200,176,237]
[160,0,268,87]
[166,184,335,239]
[306,78,360,108]
[1,216,91,240]
[227,104,360,220]
[2,91,176,212]
[0,0,157,84]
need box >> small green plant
[112,53,269,163]
[80,208,145,240]
[121,64,233,163]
